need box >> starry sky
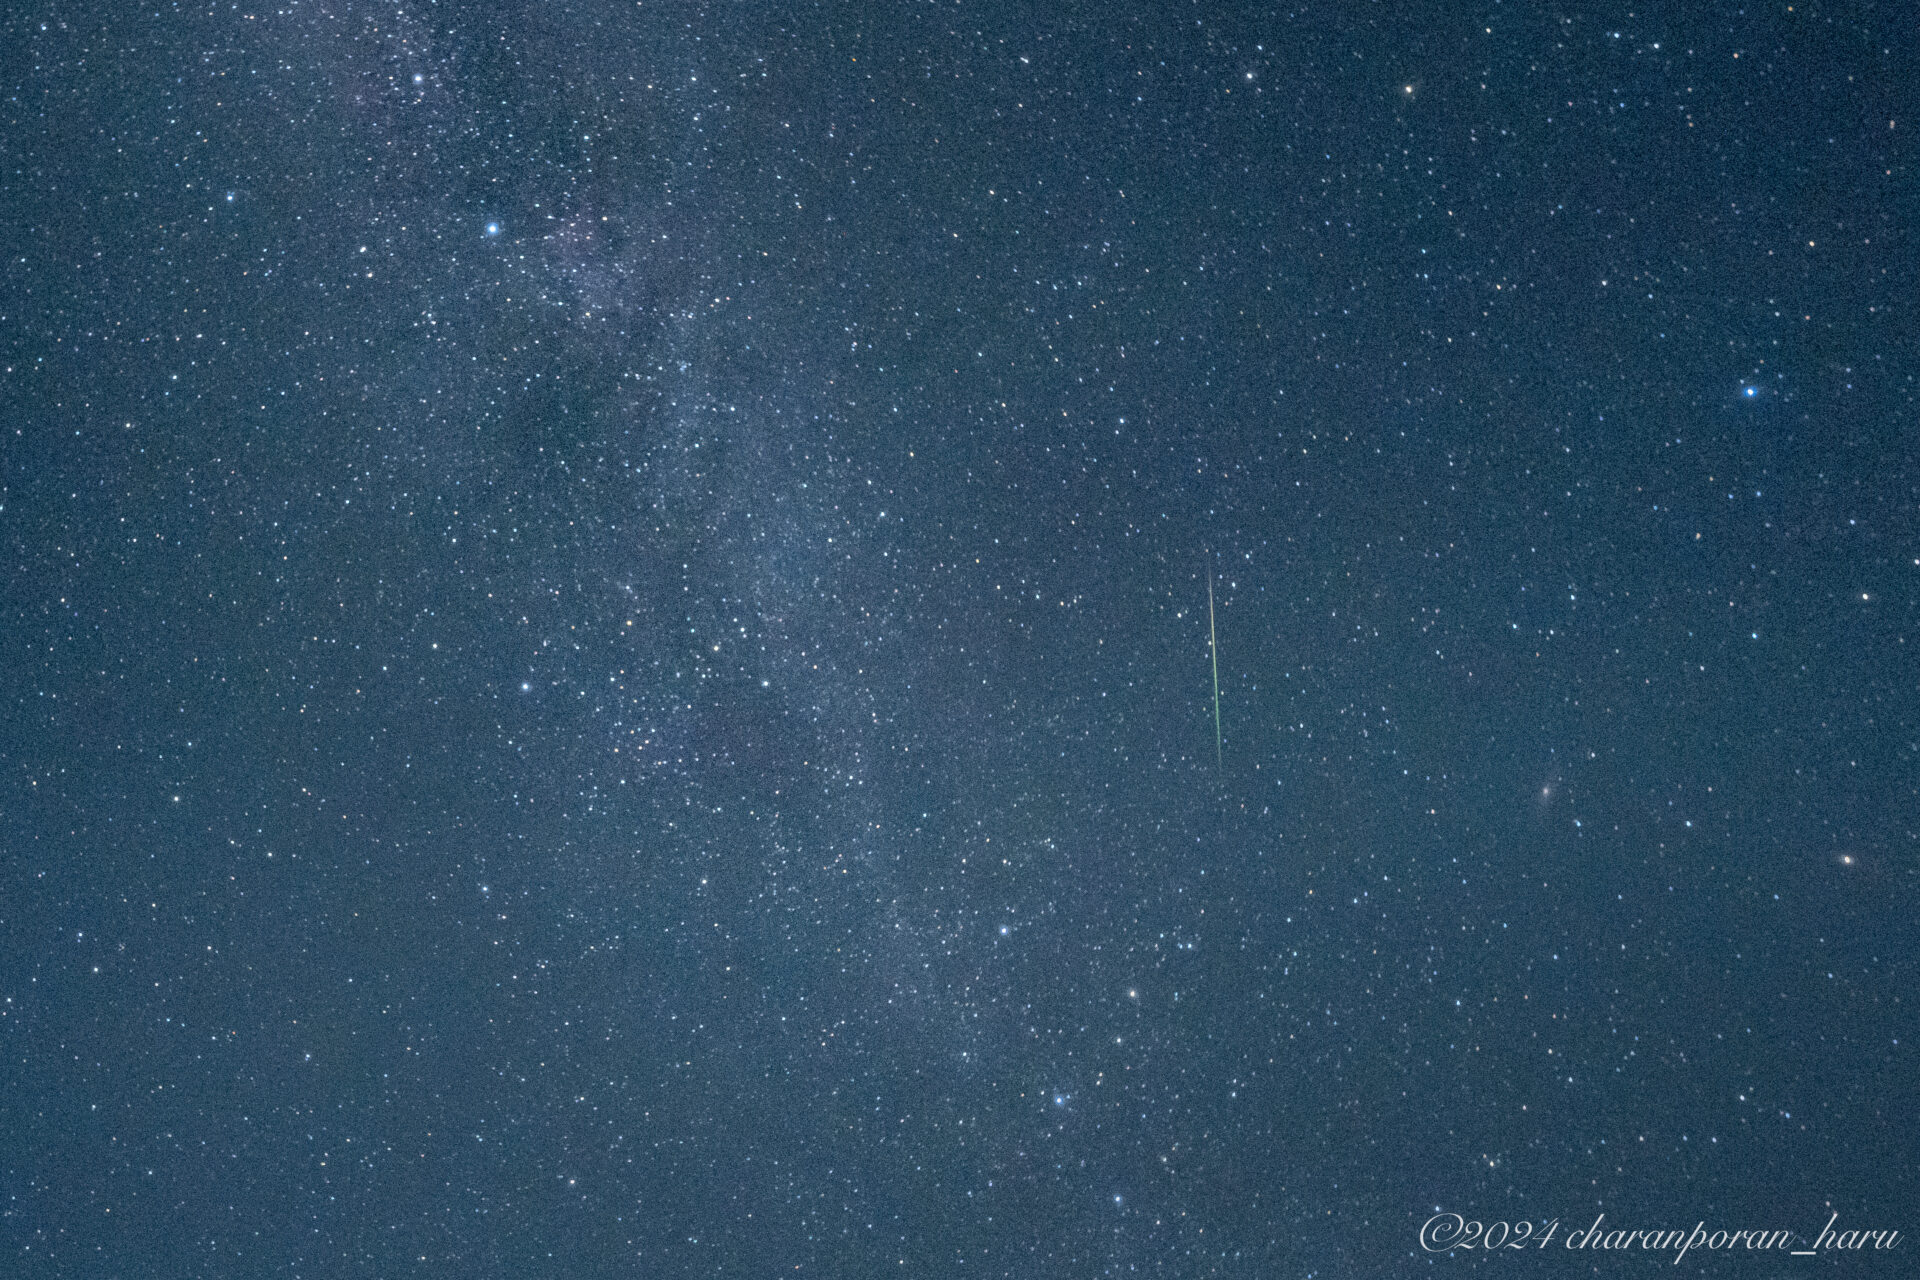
[3,0,1914,1275]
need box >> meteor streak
[1207,570,1222,766]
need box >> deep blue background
[3,1,1913,1274]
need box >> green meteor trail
[1207,570,1222,766]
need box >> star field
[2,1,1914,1275]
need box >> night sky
[4,1,1915,1275]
